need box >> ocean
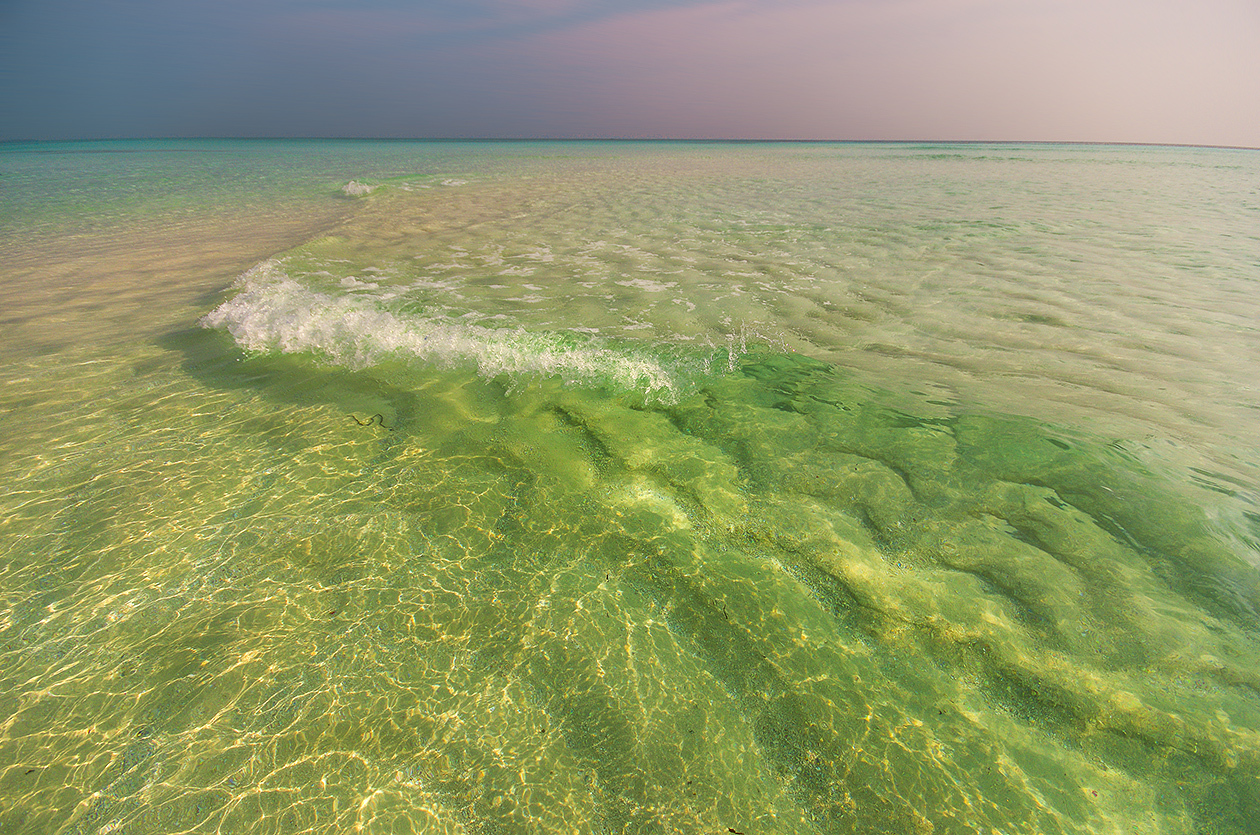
[1,139,1258,834]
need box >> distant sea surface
[2,139,1259,835]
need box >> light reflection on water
[1,141,1258,834]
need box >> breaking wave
[201,261,687,396]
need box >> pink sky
[495,0,1260,143]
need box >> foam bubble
[201,261,682,396]
[341,180,375,197]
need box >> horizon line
[2,136,1258,152]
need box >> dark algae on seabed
[530,350,1260,834]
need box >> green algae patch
[651,352,1260,832]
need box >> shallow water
[1,140,1259,834]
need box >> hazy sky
[2,0,1258,145]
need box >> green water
[1,141,1258,834]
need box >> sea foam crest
[201,261,680,395]
[341,180,375,196]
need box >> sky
[2,0,1258,145]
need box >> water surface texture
[2,140,1259,834]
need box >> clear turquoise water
[1,140,1259,834]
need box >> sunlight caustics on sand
[1,140,1258,834]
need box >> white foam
[615,278,677,292]
[201,261,680,395]
[341,180,375,197]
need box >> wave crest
[201,261,683,395]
